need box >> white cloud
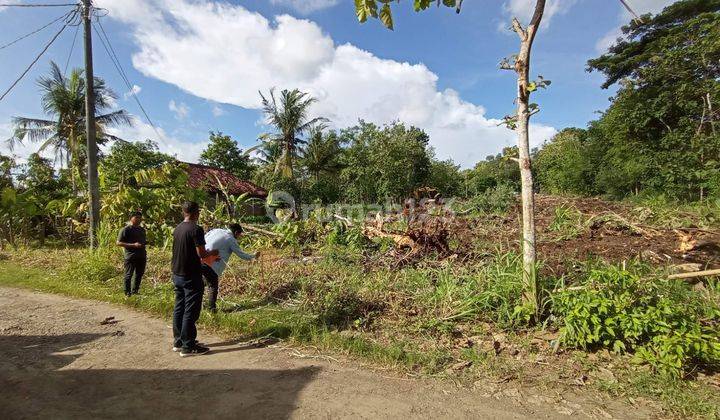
[501,0,577,30]
[123,84,142,99]
[269,0,339,15]
[211,104,226,117]
[168,100,190,120]
[596,0,680,52]
[105,116,207,163]
[97,0,556,168]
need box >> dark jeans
[172,274,204,350]
[201,264,219,310]
[123,254,146,294]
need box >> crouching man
[202,223,258,312]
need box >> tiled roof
[183,162,267,198]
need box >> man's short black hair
[182,201,200,215]
[130,210,143,218]
[230,223,243,236]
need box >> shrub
[467,184,517,215]
[553,265,720,377]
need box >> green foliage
[0,154,14,190]
[257,88,328,180]
[463,147,520,196]
[354,0,461,29]
[339,121,432,202]
[428,159,462,197]
[100,140,173,188]
[102,163,206,247]
[580,2,720,200]
[60,249,119,284]
[534,129,594,195]
[554,265,720,377]
[8,61,131,183]
[199,131,254,179]
[548,204,585,240]
[462,184,517,215]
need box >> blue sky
[0,0,678,167]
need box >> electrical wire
[93,17,164,141]
[63,22,80,74]
[0,10,69,50]
[0,11,75,102]
[0,3,77,7]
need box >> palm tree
[256,88,327,179]
[8,61,131,185]
[303,128,343,181]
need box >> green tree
[340,121,431,202]
[587,0,720,200]
[8,62,131,188]
[257,88,327,180]
[534,129,594,195]
[100,140,173,188]
[199,131,254,179]
[0,154,14,190]
[428,159,462,197]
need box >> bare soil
[0,286,653,419]
[474,195,720,275]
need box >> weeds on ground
[553,262,720,378]
[548,204,585,240]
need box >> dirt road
[0,287,647,419]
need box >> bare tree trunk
[511,0,545,316]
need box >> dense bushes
[554,266,720,377]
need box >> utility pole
[83,0,100,249]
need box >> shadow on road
[0,334,320,419]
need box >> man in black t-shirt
[171,201,218,357]
[116,211,147,297]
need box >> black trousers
[201,264,219,310]
[172,274,204,350]
[123,254,146,295]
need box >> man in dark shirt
[116,211,147,297]
[171,201,218,357]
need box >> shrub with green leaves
[464,184,517,215]
[553,266,720,377]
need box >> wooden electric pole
[83,0,100,249]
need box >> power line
[0,3,78,7]
[0,12,73,102]
[63,22,80,74]
[93,18,164,141]
[0,10,69,50]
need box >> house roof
[183,162,267,198]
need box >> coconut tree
[256,88,328,180]
[303,127,343,181]
[7,61,131,188]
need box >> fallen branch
[668,269,720,280]
[243,225,281,237]
[363,225,417,250]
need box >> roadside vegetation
[1,1,719,418]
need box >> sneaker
[180,345,210,357]
[172,340,203,352]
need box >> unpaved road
[0,287,649,419]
